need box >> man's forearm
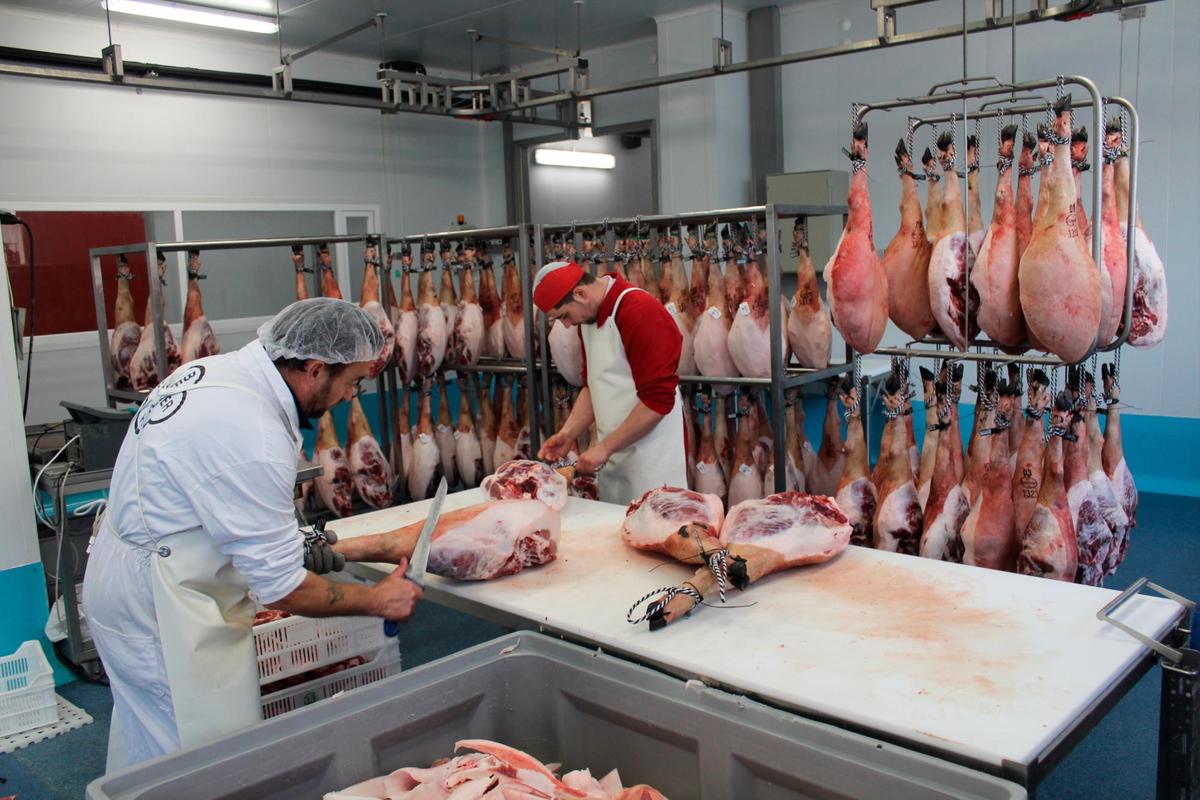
[332,528,415,564]
[562,387,596,440]
[267,572,380,617]
[599,401,665,456]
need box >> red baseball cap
[533,261,585,312]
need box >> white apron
[580,287,688,505]
[87,373,284,771]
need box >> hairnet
[257,297,384,364]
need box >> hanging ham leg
[726,395,764,508]
[661,230,698,376]
[1112,121,1168,348]
[973,125,1026,348]
[1015,132,1038,258]
[927,131,980,350]
[1082,370,1127,556]
[694,229,740,385]
[435,376,459,488]
[493,376,520,470]
[181,250,219,363]
[110,256,141,390]
[439,243,460,336]
[1070,130,1115,346]
[477,374,497,478]
[922,147,944,243]
[1101,363,1137,573]
[390,246,419,383]
[690,392,728,499]
[966,136,986,256]
[916,367,939,510]
[391,382,410,497]
[826,123,889,354]
[727,224,775,378]
[1019,97,1103,362]
[786,220,834,368]
[1062,389,1110,587]
[1012,369,1050,536]
[714,394,733,492]
[918,379,968,562]
[872,376,922,554]
[1094,124,1128,345]
[961,383,1018,570]
[347,395,393,509]
[129,255,182,390]
[835,377,876,547]
[790,388,818,485]
[882,140,936,341]
[500,243,526,359]
[407,382,443,501]
[1017,392,1078,581]
[314,410,354,517]
[1070,129,1093,243]
[359,239,395,379]
[477,245,505,359]
[1006,363,1026,467]
[808,380,845,496]
[780,389,808,493]
[515,381,533,461]
[291,246,311,301]
[416,245,447,379]
[317,244,342,299]
[961,366,996,507]
[450,240,485,366]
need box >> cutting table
[332,489,1185,792]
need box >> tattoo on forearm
[326,582,345,607]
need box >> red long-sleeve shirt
[579,274,682,415]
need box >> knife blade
[384,476,447,637]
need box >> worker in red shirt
[534,261,688,504]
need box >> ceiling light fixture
[534,149,615,170]
[100,0,279,34]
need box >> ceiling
[6,0,809,75]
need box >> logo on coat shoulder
[134,365,206,433]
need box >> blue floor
[1,493,1195,800]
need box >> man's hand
[303,527,346,574]
[370,558,423,624]
[575,444,610,476]
[538,431,573,462]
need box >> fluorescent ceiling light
[101,0,279,34]
[534,149,615,170]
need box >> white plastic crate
[254,614,386,685]
[0,641,58,737]
[259,645,401,720]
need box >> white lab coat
[82,340,308,770]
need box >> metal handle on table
[1096,578,1198,668]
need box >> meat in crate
[252,610,386,685]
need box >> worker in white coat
[534,260,688,505]
[83,298,424,771]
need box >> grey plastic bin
[88,632,1025,799]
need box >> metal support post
[765,204,787,494]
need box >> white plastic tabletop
[331,489,1181,775]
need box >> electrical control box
[766,169,849,274]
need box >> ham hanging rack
[853,75,1144,371]
[536,205,855,494]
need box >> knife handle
[383,619,400,638]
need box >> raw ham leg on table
[313,410,354,517]
[661,231,697,376]
[692,392,728,498]
[449,240,485,366]
[882,140,936,341]
[439,243,459,336]
[647,492,852,629]
[786,220,833,368]
[922,147,944,243]
[919,376,968,562]
[407,383,443,502]
[346,395,393,509]
[872,376,922,554]
[415,245,447,379]
[109,256,141,390]
[1015,132,1038,258]
[1018,97,1103,363]
[1112,119,1168,348]
[835,377,877,548]
[358,239,395,379]
[826,123,889,354]
[181,250,219,363]
[435,376,458,488]
[476,374,497,478]
[492,376,520,470]
[454,374,484,489]
[966,136,986,256]
[129,255,183,391]
[927,131,980,350]
[808,380,845,497]
[500,243,527,359]
[621,486,725,564]
[389,246,418,383]
[916,367,940,511]
[1101,363,1136,573]
[481,459,569,511]
[1063,390,1111,586]
[726,396,765,508]
[476,245,505,359]
[960,382,1018,570]
[972,125,1026,349]
[388,500,560,581]
[1012,369,1050,536]
[693,228,740,385]
[1016,391,1078,581]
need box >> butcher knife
[383,476,447,637]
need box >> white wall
[528,132,654,222]
[778,0,1200,419]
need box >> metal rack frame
[536,204,855,493]
[854,75,1141,369]
[387,223,544,459]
